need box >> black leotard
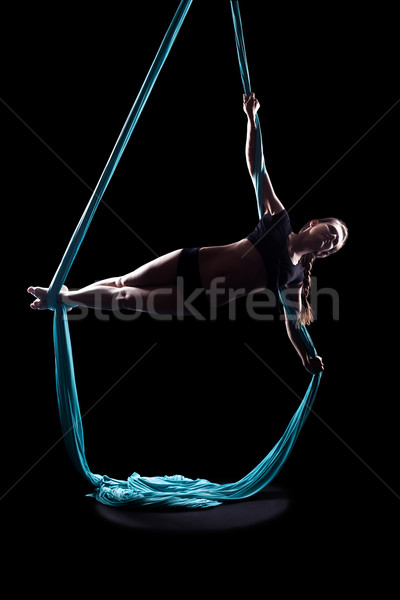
[246,209,304,293]
[176,210,303,318]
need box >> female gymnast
[28,93,348,375]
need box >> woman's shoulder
[261,208,291,233]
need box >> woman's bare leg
[119,249,182,288]
[28,249,186,315]
[28,283,185,315]
[55,249,183,291]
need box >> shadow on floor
[91,484,290,534]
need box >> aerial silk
[45,0,322,509]
[230,1,266,219]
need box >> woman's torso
[198,210,303,306]
[199,239,267,303]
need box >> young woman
[28,93,348,374]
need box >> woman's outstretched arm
[281,285,324,374]
[243,92,284,216]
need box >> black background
[2,1,399,590]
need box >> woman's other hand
[304,355,324,374]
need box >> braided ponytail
[297,253,315,327]
[295,216,348,327]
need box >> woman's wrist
[246,113,257,128]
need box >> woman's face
[308,220,345,255]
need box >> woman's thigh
[120,249,182,287]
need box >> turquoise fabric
[45,0,322,509]
[231,1,266,218]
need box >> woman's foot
[28,285,69,310]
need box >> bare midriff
[199,239,267,305]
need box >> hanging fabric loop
[44,0,323,509]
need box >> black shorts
[176,247,209,319]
